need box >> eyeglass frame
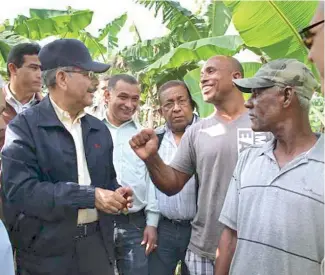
[161,98,191,111]
[60,69,97,79]
[299,20,324,49]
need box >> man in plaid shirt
[149,80,199,275]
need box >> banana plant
[125,0,320,119]
[0,8,127,69]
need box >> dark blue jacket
[1,96,118,275]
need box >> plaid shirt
[155,115,198,220]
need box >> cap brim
[233,77,275,93]
[82,61,111,73]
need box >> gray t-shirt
[219,135,324,275]
[169,112,270,259]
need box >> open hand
[141,225,157,256]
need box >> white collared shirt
[103,118,160,227]
[5,84,37,114]
[50,97,98,224]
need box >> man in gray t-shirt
[217,59,323,275]
[130,56,269,274]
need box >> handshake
[95,187,133,214]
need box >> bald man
[301,1,324,93]
[130,56,270,275]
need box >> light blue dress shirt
[104,118,160,227]
[0,220,15,275]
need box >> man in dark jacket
[1,39,133,275]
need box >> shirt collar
[103,116,142,130]
[49,96,86,124]
[5,84,36,106]
[259,133,324,162]
[308,133,324,162]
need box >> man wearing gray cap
[216,59,324,275]
[1,39,133,275]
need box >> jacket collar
[37,95,101,131]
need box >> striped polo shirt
[219,134,324,275]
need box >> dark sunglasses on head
[299,20,324,49]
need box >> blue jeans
[149,217,192,275]
[114,211,148,275]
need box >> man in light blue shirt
[149,80,199,275]
[103,74,159,275]
[0,220,14,275]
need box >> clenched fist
[129,129,159,161]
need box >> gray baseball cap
[233,59,319,100]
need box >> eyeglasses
[299,20,324,49]
[162,98,190,111]
[61,70,96,79]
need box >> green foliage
[0,2,322,128]
[206,1,231,37]
[121,35,179,71]
[144,35,243,75]
[13,9,94,40]
[98,13,127,48]
[127,0,322,121]
[224,1,318,63]
[310,96,324,132]
[0,31,29,69]
[0,8,128,65]
[138,0,208,42]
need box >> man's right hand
[129,129,159,161]
[95,188,127,214]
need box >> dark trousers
[72,231,115,275]
[17,231,114,275]
[114,210,148,275]
[149,216,191,275]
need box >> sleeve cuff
[169,162,194,176]
[74,185,96,209]
[219,214,237,231]
[146,211,160,227]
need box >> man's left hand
[141,226,157,256]
[116,187,133,210]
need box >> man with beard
[103,74,159,275]
[129,56,270,274]
[1,39,133,275]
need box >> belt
[161,215,192,226]
[115,209,146,224]
[75,221,100,239]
